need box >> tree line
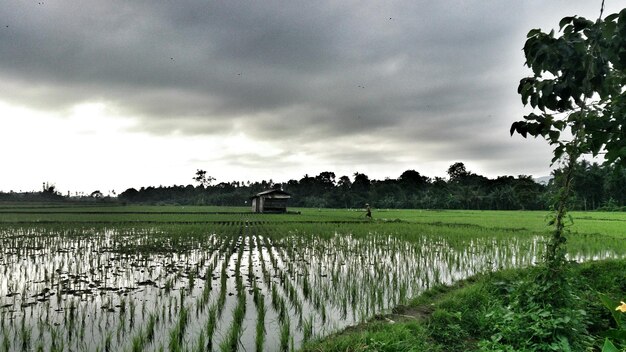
[1,161,622,210]
[111,161,624,211]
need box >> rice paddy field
[0,204,625,352]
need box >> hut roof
[251,189,291,199]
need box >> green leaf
[605,14,619,23]
[519,79,535,105]
[551,120,562,130]
[548,131,560,143]
[599,293,623,326]
[527,28,542,38]
[542,81,554,97]
[573,17,592,31]
[557,336,572,352]
[530,94,538,108]
[603,21,617,39]
[606,329,626,341]
[559,16,575,30]
[510,121,528,138]
[602,338,620,352]
[552,145,565,164]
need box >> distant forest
[2,161,624,211]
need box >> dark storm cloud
[0,0,616,176]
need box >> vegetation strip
[303,259,626,351]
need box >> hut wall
[251,198,258,212]
[262,197,288,213]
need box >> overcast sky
[0,1,619,194]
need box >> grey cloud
[0,0,617,179]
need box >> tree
[352,172,371,192]
[446,162,469,182]
[42,182,57,194]
[509,6,626,345]
[337,175,352,208]
[351,172,371,207]
[571,160,605,210]
[315,171,336,190]
[399,169,429,192]
[193,169,215,188]
[604,164,626,207]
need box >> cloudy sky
[0,1,619,194]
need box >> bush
[305,260,626,352]
[427,310,469,349]
[302,322,431,352]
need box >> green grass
[303,259,626,351]
[0,206,623,237]
[303,321,431,351]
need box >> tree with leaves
[507,5,626,350]
[511,6,626,272]
[42,182,57,194]
[193,169,215,188]
[446,162,470,182]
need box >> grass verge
[303,259,626,351]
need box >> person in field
[365,203,372,219]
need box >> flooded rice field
[1,220,624,352]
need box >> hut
[250,189,291,213]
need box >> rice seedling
[2,330,10,352]
[255,292,266,352]
[193,330,206,352]
[302,315,314,344]
[220,275,247,351]
[168,304,189,351]
[145,313,157,343]
[130,332,144,352]
[279,316,290,352]
[204,303,218,350]
[20,319,30,351]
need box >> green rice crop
[0,206,624,351]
